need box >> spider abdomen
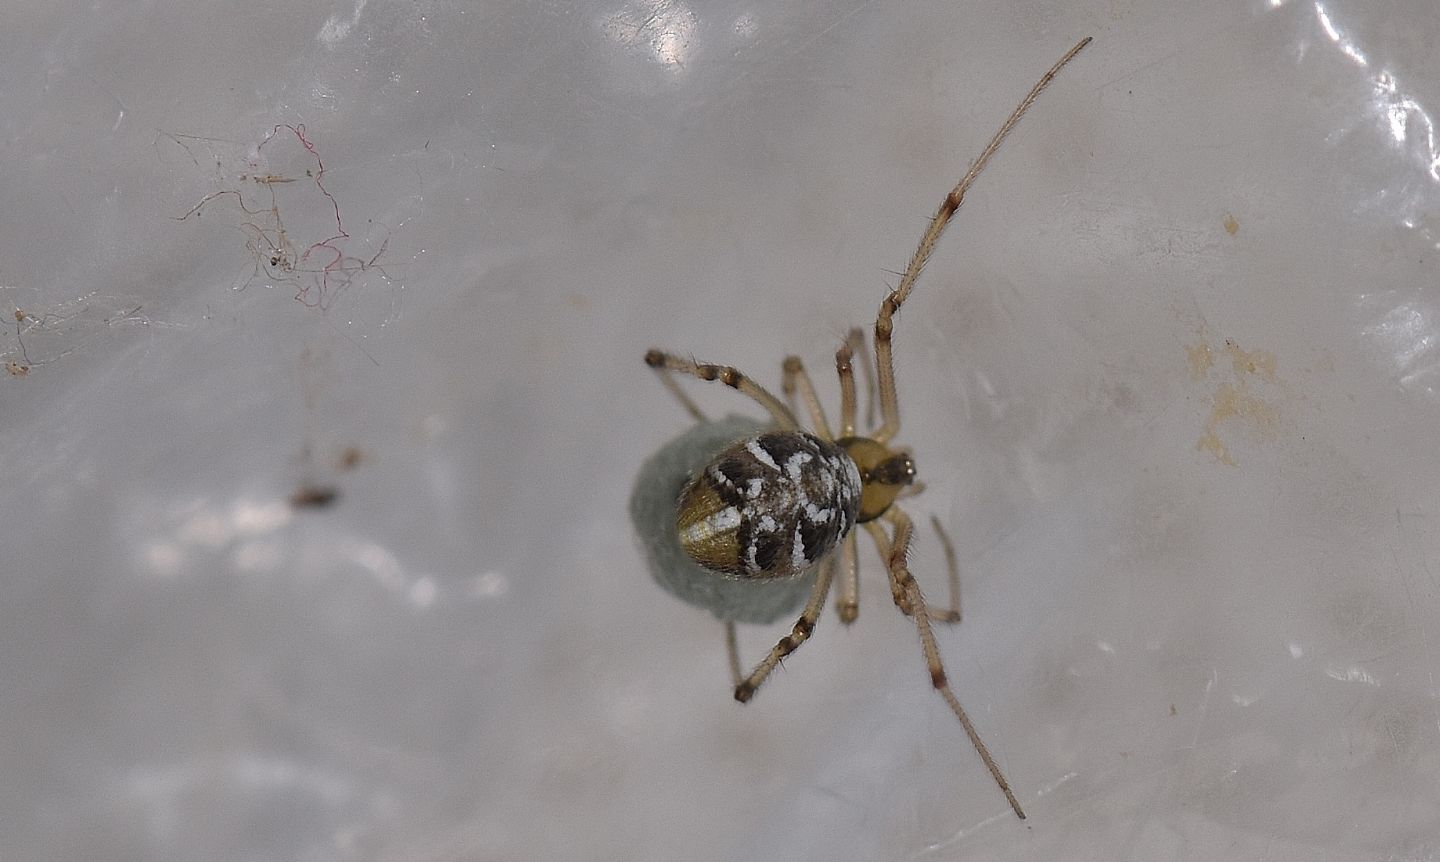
[676,431,862,580]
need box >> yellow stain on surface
[1223,213,1240,236]
[1196,381,1281,466]
[1186,341,1214,380]
[1224,339,1277,382]
[1186,332,1284,467]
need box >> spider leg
[872,37,1091,444]
[733,555,837,703]
[863,516,960,623]
[644,349,799,429]
[723,620,742,689]
[865,520,912,613]
[835,336,858,439]
[835,330,875,437]
[647,358,708,423]
[928,514,963,624]
[829,336,865,626]
[869,505,1024,819]
[781,355,834,440]
[835,529,860,624]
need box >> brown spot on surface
[5,360,28,377]
[290,484,339,509]
[1223,213,1239,236]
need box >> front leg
[645,349,798,429]
[878,505,1025,819]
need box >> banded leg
[734,555,837,703]
[781,355,834,440]
[863,516,961,623]
[835,530,860,624]
[875,505,1025,819]
[865,520,912,615]
[872,37,1091,444]
[644,349,799,430]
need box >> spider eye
[872,454,916,487]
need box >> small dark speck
[291,485,340,509]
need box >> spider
[642,37,1091,820]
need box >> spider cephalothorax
[640,37,1091,821]
[836,436,916,523]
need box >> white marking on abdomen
[746,439,779,471]
[679,506,741,545]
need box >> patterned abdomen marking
[676,431,863,579]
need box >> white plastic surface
[3,1,1438,860]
